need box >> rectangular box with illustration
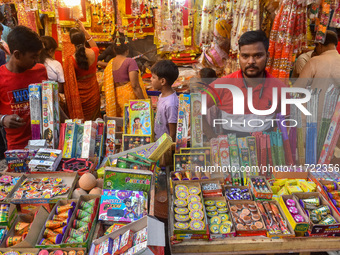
[129,100,152,136]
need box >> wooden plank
[171,237,340,254]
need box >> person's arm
[98,61,108,68]
[169,123,177,141]
[76,20,97,48]
[0,114,25,129]
[129,71,145,99]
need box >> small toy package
[81,121,98,159]
[175,94,191,153]
[98,237,113,255]
[99,190,147,223]
[133,227,147,246]
[129,100,152,135]
[118,230,134,254]
[105,120,116,157]
[63,122,78,159]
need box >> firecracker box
[180,147,211,166]
[123,134,152,151]
[173,153,206,178]
[75,124,84,159]
[95,120,105,159]
[126,153,156,172]
[279,195,310,235]
[228,200,267,237]
[81,121,97,159]
[294,192,340,236]
[248,176,273,200]
[203,196,236,240]
[315,179,340,213]
[171,181,209,239]
[257,200,295,239]
[0,248,40,254]
[28,148,63,172]
[0,203,17,229]
[223,185,253,201]
[42,82,56,149]
[129,100,153,136]
[5,149,37,173]
[28,84,42,140]
[7,172,78,204]
[247,136,258,167]
[62,122,78,159]
[0,206,49,248]
[89,216,165,255]
[105,120,116,157]
[175,94,191,153]
[61,195,100,249]
[35,199,78,249]
[200,180,223,197]
[190,93,203,148]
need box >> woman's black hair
[69,28,89,70]
[39,36,58,64]
[113,36,129,55]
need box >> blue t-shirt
[1,24,11,43]
[154,92,179,140]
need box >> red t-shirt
[0,64,48,149]
[205,70,289,132]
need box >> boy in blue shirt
[151,60,179,141]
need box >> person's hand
[76,19,86,32]
[3,114,26,128]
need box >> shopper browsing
[151,60,179,141]
[0,26,47,150]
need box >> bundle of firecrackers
[299,197,338,225]
[6,221,32,247]
[39,202,76,245]
[229,202,265,231]
[0,175,20,201]
[65,199,98,244]
[310,170,340,183]
[4,149,37,173]
[323,183,340,209]
[225,187,252,200]
[257,201,291,235]
[38,249,85,255]
[204,199,233,235]
[11,178,70,200]
[201,182,223,197]
[271,179,316,197]
[95,227,147,255]
[173,184,206,231]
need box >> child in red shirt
[0,26,47,149]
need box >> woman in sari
[104,37,147,117]
[63,20,101,120]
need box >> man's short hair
[323,30,338,46]
[151,60,179,86]
[238,30,269,52]
[7,26,43,54]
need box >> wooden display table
[171,236,340,255]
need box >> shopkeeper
[204,30,288,138]
[0,26,47,150]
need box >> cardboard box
[62,195,100,248]
[35,199,78,249]
[0,203,17,229]
[248,176,273,200]
[257,200,295,238]
[315,179,340,214]
[200,180,223,197]
[40,248,86,254]
[228,200,267,237]
[0,248,39,254]
[203,196,236,240]
[1,206,49,248]
[279,195,310,234]
[223,185,252,201]
[7,172,78,204]
[294,192,340,236]
[89,216,165,255]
